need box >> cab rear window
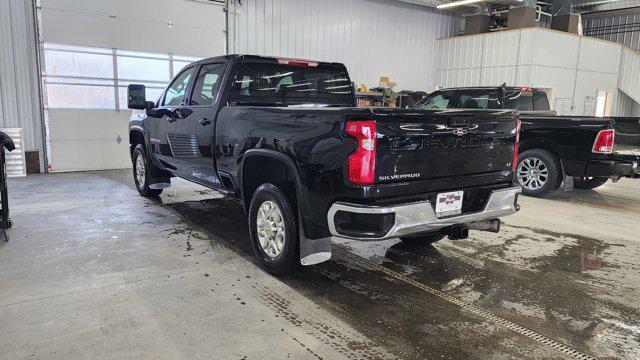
[229,62,355,107]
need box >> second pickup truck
[128,55,521,274]
[413,86,640,197]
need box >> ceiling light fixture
[436,0,485,9]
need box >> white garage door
[39,0,226,172]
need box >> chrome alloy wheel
[517,157,549,191]
[135,154,146,190]
[256,200,286,258]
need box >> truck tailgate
[612,117,640,162]
[374,109,518,184]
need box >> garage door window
[42,43,201,110]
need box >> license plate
[435,190,463,217]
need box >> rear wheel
[574,176,608,190]
[400,231,446,246]
[516,149,562,198]
[249,183,300,275]
[132,144,162,197]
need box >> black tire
[399,231,446,246]
[516,149,562,198]
[248,183,300,275]
[574,177,608,190]
[132,144,163,197]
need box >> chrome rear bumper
[327,187,521,240]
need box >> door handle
[199,118,211,126]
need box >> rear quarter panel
[215,106,372,238]
[519,116,614,176]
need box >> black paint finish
[417,87,640,178]
[130,56,518,240]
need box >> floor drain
[335,246,596,360]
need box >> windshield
[229,62,355,107]
[414,90,455,110]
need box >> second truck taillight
[345,121,376,185]
[512,118,521,170]
[592,129,615,154]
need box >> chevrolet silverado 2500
[128,55,521,274]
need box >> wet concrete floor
[0,170,638,359]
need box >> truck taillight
[512,119,521,170]
[346,121,376,185]
[592,129,615,154]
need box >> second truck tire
[516,149,563,198]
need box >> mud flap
[297,209,332,266]
[147,172,171,190]
[563,175,574,191]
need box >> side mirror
[127,84,154,110]
[405,105,413,109]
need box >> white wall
[39,0,226,172]
[0,0,43,171]
[436,27,640,117]
[232,0,458,91]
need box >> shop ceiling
[395,0,640,13]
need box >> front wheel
[132,144,163,197]
[248,183,300,275]
[574,177,608,190]
[516,149,562,198]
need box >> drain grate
[335,246,596,360]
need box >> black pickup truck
[413,86,640,197]
[127,55,521,274]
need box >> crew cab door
[178,61,227,187]
[150,66,196,170]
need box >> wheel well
[129,130,145,157]
[518,140,565,174]
[242,156,298,213]
[519,140,560,161]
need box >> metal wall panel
[234,0,457,91]
[0,0,43,165]
[578,37,622,74]
[583,8,640,51]
[619,46,640,103]
[532,29,579,69]
[436,27,640,116]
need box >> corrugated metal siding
[619,46,640,103]
[0,0,43,163]
[234,0,457,91]
[436,27,640,116]
[583,8,640,51]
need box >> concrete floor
[0,170,638,359]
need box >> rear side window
[163,67,195,106]
[415,90,455,110]
[457,89,500,109]
[189,63,225,106]
[504,89,534,111]
[533,90,550,110]
[229,62,354,107]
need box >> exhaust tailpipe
[467,219,500,233]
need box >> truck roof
[192,54,345,67]
[435,86,539,91]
